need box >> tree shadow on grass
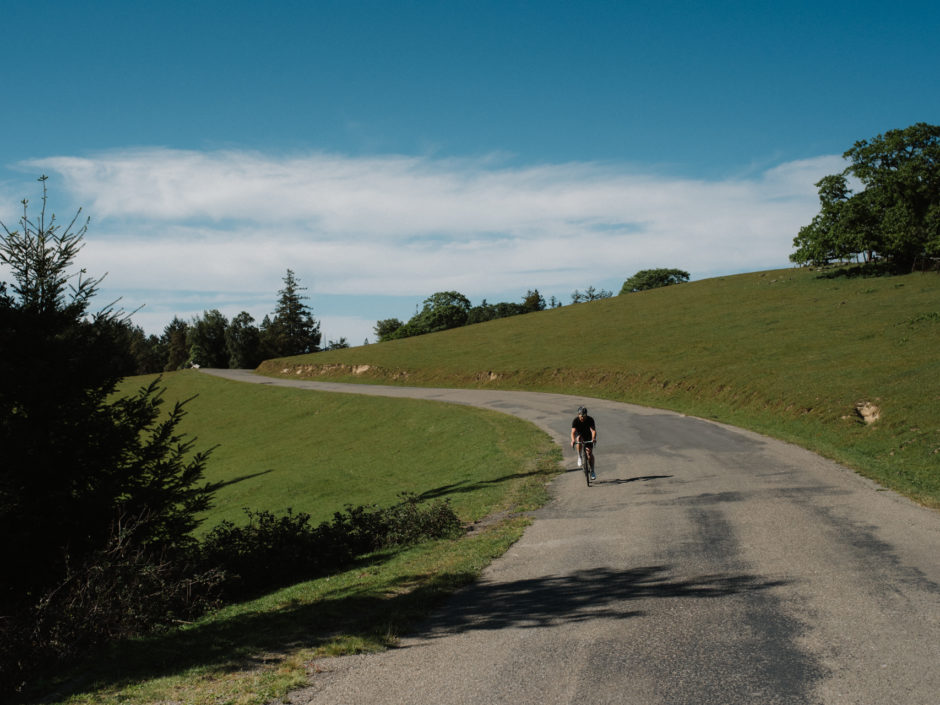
[414,468,548,503]
[213,468,275,490]
[816,262,902,279]
[35,565,785,702]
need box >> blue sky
[2,0,938,345]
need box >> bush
[1,495,462,698]
[0,517,223,698]
[200,494,463,600]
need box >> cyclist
[571,406,597,481]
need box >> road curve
[201,369,940,705]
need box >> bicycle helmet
[577,406,588,415]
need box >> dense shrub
[200,494,463,600]
[1,495,462,698]
[0,517,223,697]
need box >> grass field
[118,371,558,531]
[259,266,940,509]
[38,372,560,705]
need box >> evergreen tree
[264,269,321,356]
[0,177,216,608]
[162,317,190,371]
[522,289,546,312]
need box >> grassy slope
[259,267,940,508]
[119,371,557,531]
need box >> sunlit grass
[117,371,556,531]
[261,267,940,507]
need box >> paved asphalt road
[202,369,940,705]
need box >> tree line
[373,270,690,342]
[115,268,328,374]
[77,265,693,374]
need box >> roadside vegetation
[16,372,560,704]
[0,179,559,704]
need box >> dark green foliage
[188,309,229,368]
[225,311,262,369]
[792,123,940,269]
[619,268,690,294]
[374,317,404,342]
[0,519,224,696]
[0,179,220,698]
[413,291,472,333]
[261,269,321,356]
[380,288,549,340]
[572,285,613,302]
[325,337,350,350]
[468,299,525,324]
[199,495,462,600]
[162,317,190,371]
[122,323,166,375]
[521,288,546,313]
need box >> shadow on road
[38,564,785,701]
[604,474,673,484]
[416,565,787,636]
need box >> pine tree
[264,269,321,356]
[0,177,216,608]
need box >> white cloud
[11,148,842,337]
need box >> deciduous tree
[188,309,229,368]
[225,311,262,368]
[374,317,404,342]
[791,122,940,269]
[619,269,690,294]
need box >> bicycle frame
[576,439,595,486]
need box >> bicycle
[576,439,596,486]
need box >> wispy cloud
[11,148,843,338]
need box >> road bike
[576,439,596,486]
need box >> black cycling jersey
[571,414,596,442]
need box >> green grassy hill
[119,371,558,531]
[260,267,940,508]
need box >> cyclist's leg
[578,442,591,485]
